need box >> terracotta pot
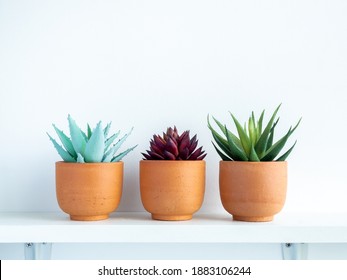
[219,161,287,222]
[140,160,205,221]
[56,161,123,221]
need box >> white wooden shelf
[1,211,346,244]
[1,211,346,259]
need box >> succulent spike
[197,153,207,160]
[179,147,190,160]
[188,147,203,160]
[165,137,179,157]
[188,135,198,153]
[170,135,178,146]
[163,150,176,160]
[208,105,300,162]
[142,153,152,160]
[142,127,206,160]
[48,115,136,163]
[173,126,179,138]
[147,150,165,160]
[150,140,164,156]
[178,130,186,141]
[154,135,166,149]
[111,145,138,162]
[47,133,76,162]
[178,132,190,154]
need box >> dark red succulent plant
[142,126,206,160]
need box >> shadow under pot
[140,160,206,221]
[55,161,123,221]
[219,161,287,222]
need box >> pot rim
[55,161,123,166]
[140,159,206,163]
[219,160,287,164]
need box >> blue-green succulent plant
[48,115,137,163]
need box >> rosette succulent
[48,115,137,163]
[208,104,301,161]
[142,126,206,160]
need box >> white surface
[0,212,346,243]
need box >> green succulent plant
[208,104,301,162]
[48,115,137,163]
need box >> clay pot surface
[219,161,287,222]
[56,161,123,221]
[140,160,205,221]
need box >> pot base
[70,214,109,221]
[233,215,274,222]
[151,214,193,221]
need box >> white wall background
[1,0,347,259]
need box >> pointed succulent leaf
[255,104,281,156]
[102,144,118,162]
[188,147,203,160]
[209,115,243,149]
[178,130,188,142]
[197,153,206,160]
[77,153,85,163]
[266,117,279,151]
[249,144,260,162]
[178,131,190,153]
[104,130,120,152]
[173,126,179,139]
[111,128,134,156]
[153,135,166,150]
[209,126,232,156]
[165,127,174,140]
[225,125,249,161]
[103,122,112,139]
[84,122,105,162]
[266,131,274,152]
[147,150,165,160]
[208,118,232,152]
[179,147,190,160]
[230,113,251,157]
[68,115,87,156]
[248,115,257,145]
[87,124,92,139]
[150,140,164,156]
[170,134,178,146]
[212,142,232,161]
[81,130,88,142]
[276,140,297,161]
[188,135,198,154]
[252,111,257,138]
[292,117,302,132]
[47,133,76,162]
[111,145,138,162]
[257,109,265,137]
[52,124,77,158]
[142,153,152,160]
[260,127,292,161]
[210,115,225,133]
[261,117,301,161]
[163,150,176,160]
[165,137,179,157]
